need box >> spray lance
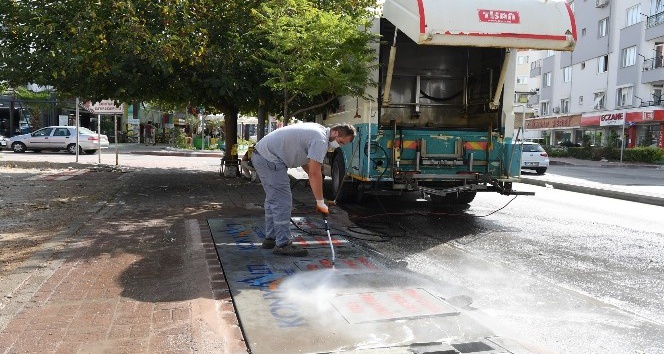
[319,199,337,266]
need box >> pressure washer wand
[322,214,336,266]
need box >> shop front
[524,115,582,146]
[581,109,664,148]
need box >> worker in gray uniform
[251,122,355,256]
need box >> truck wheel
[11,142,26,153]
[327,153,357,203]
[431,191,477,205]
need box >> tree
[252,0,377,122]
[1,0,378,167]
[0,0,255,163]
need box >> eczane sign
[599,112,624,126]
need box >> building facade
[524,0,664,148]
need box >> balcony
[647,11,664,28]
[529,59,541,78]
[641,56,664,84]
[645,11,664,41]
[638,99,664,108]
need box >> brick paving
[0,151,292,354]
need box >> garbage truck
[320,0,576,203]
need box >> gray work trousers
[251,152,292,247]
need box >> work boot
[261,238,276,249]
[273,240,308,257]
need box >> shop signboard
[599,112,624,126]
[83,100,124,115]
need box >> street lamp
[508,104,527,178]
[514,104,527,143]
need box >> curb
[130,150,224,158]
[549,159,663,169]
[519,177,664,207]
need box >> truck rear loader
[320,0,577,204]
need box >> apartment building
[524,0,664,148]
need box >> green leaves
[252,0,377,118]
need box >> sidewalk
[518,157,664,207]
[0,148,267,354]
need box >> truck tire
[430,191,477,205]
[326,153,357,203]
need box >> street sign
[82,100,124,115]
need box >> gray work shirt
[254,122,329,168]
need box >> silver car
[8,126,109,154]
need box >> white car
[8,126,109,154]
[521,141,549,175]
[0,134,7,149]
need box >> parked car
[521,141,549,175]
[7,126,109,154]
[0,134,7,149]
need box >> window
[546,50,555,57]
[653,86,663,105]
[594,92,606,109]
[33,128,54,137]
[622,46,636,67]
[543,72,552,87]
[626,4,641,27]
[54,128,70,137]
[598,55,608,73]
[516,76,529,84]
[563,66,572,82]
[638,125,661,147]
[560,99,570,113]
[517,55,529,65]
[598,18,608,37]
[617,86,633,106]
[516,93,530,103]
[655,44,664,69]
[541,101,550,115]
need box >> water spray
[322,214,336,266]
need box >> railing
[639,100,664,107]
[642,56,664,71]
[647,11,664,28]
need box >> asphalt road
[340,184,664,354]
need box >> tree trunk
[282,88,289,127]
[257,97,267,140]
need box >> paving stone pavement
[0,151,310,354]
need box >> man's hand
[316,199,329,215]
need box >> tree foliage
[252,0,377,120]
[0,0,378,158]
